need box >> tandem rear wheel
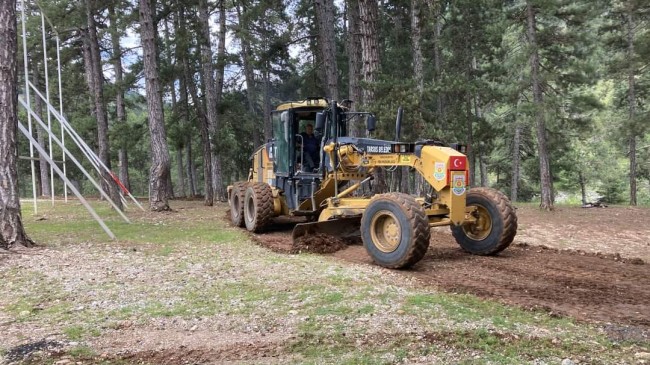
[243,182,274,233]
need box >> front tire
[243,182,274,233]
[451,187,517,255]
[361,193,430,269]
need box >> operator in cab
[300,123,320,172]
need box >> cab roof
[275,98,329,111]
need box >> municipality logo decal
[452,175,466,196]
[434,162,446,181]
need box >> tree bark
[346,0,362,135]
[32,62,50,197]
[358,0,384,192]
[140,0,171,211]
[108,3,131,193]
[186,136,197,197]
[466,93,475,187]
[411,0,424,96]
[0,0,34,249]
[429,0,444,123]
[198,0,226,202]
[526,1,553,210]
[626,8,637,206]
[511,123,521,202]
[479,153,488,187]
[175,5,196,198]
[578,170,586,206]
[315,0,340,100]
[263,67,272,141]
[177,5,212,205]
[236,5,261,147]
[358,0,380,108]
[86,0,123,211]
[215,1,227,108]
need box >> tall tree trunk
[108,3,131,193]
[215,2,227,107]
[466,93,475,187]
[511,123,521,202]
[0,0,34,249]
[186,56,213,205]
[315,0,340,100]
[263,67,272,141]
[526,1,553,210]
[86,0,123,211]
[198,0,226,202]
[215,1,228,193]
[626,8,637,206]
[164,18,178,201]
[346,0,362,135]
[358,0,384,193]
[429,0,444,123]
[176,147,185,197]
[178,5,212,205]
[479,153,488,187]
[140,0,171,211]
[175,5,196,198]
[578,170,586,206]
[32,62,50,197]
[186,135,197,196]
[237,6,260,147]
[472,57,483,187]
[411,0,424,96]
[358,0,380,108]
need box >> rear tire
[361,193,430,269]
[229,181,248,227]
[451,187,517,255]
[244,182,274,233]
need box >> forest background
[16,0,650,210]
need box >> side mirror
[315,112,325,132]
[367,115,377,132]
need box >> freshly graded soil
[249,205,650,336]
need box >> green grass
[3,200,647,364]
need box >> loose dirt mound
[291,233,348,254]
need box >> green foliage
[15,0,649,206]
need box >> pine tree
[1,0,34,249]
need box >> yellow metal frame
[228,99,472,230]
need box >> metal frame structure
[18,0,144,239]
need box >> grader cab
[228,98,517,269]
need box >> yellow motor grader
[228,98,517,269]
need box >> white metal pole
[41,12,55,205]
[19,97,131,224]
[28,82,145,212]
[17,122,116,239]
[21,0,38,214]
[29,81,103,173]
[56,36,68,202]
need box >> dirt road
[249,206,650,335]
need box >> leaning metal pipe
[18,121,116,239]
[19,97,131,224]
[28,82,145,211]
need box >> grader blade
[292,217,362,242]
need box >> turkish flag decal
[449,156,466,171]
